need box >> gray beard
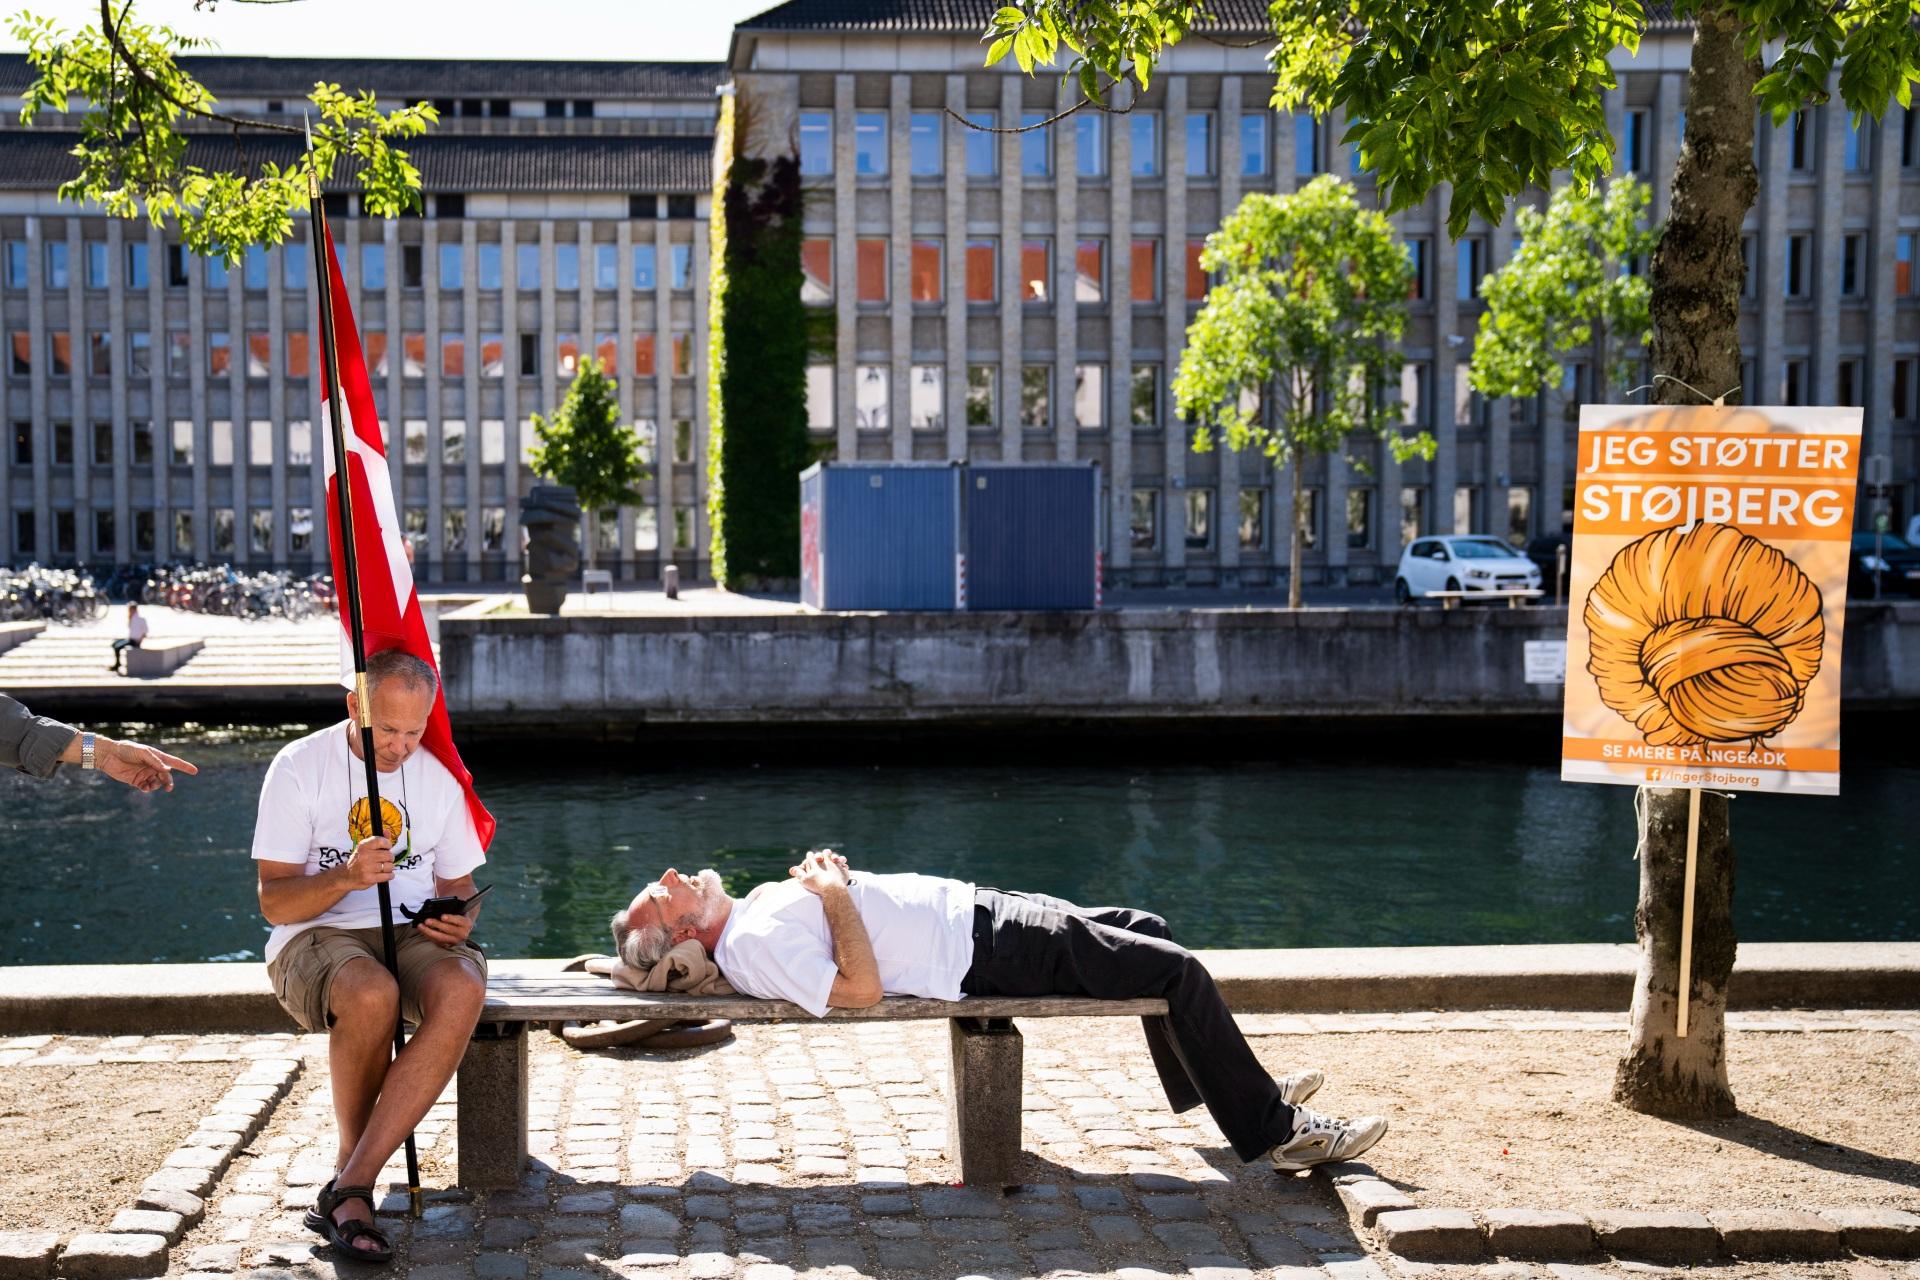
[691,869,730,929]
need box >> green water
[1,727,1914,965]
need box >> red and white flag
[318,221,495,850]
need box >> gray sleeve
[0,694,77,778]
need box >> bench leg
[946,1017,1022,1191]
[457,1022,528,1190]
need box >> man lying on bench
[610,852,1387,1173]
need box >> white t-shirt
[714,872,976,1018]
[251,721,485,964]
[128,615,149,643]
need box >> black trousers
[959,887,1293,1162]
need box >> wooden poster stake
[1676,786,1702,1038]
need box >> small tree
[527,358,647,571]
[1174,176,1435,609]
[1471,177,1662,416]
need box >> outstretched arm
[792,850,882,1008]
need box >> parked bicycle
[0,565,107,624]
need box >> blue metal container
[963,462,1101,610]
[799,462,962,610]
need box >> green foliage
[1471,177,1661,402]
[11,5,435,263]
[988,0,1920,238]
[707,92,812,588]
[1174,176,1433,467]
[528,358,647,520]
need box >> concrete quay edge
[2,942,1915,1035]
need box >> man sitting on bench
[611,852,1386,1173]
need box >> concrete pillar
[945,1018,1022,1192]
[1488,215,1517,543]
[185,226,209,560]
[692,216,712,570]
[615,218,636,568]
[1108,87,1136,580]
[1866,107,1901,476]
[1053,83,1077,462]
[107,220,130,566]
[1756,100,1789,402]
[1604,85,1627,178]
[226,242,246,565]
[1811,88,1846,406]
[501,219,522,571]
[463,219,483,576]
[456,1024,528,1190]
[1653,73,1684,224]
[1216,78,1243,582]
[943,74,969,461]
[1163,77,1189,583]
[66,220,89,561]
[889,74,913,461]
[383,217,403,518]
[425,220,444,579]
[266,234,287,566]
[26,219,49,557]
[834,74,857,460]
[1431,183,1460,536]
[651,216,674,564]
[998,75,1023,461]
[147,223,169,560]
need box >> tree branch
[944,73,1136,132]
[97,0,306,138]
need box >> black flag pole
[305,119,424,1220]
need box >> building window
[671,244,693,292]
[594,332,616,376]
[1295,112,1321,176]
[1185,489,1213,549]
[87,330,111,378]
[518,333,537,377]
[1185,240,1207,301]
[806,364,833,428]
[129,331,151,377]
[1020,365,1050,428]
[634,334,655,377]
[1130,488,1159,550]
[478,243,502,290]
[1507,487,1532,546]
[480,334,503,378]
[1131,364,1158,426]
[85,242,109,289]
[480,419,505,465]
[1131,239,1158,303]
[1075,239,1104,302]
[554,243,580,291]
[1405,238,1429,301]
[1893,358,1917,420]
[426,243,459,293]
[798,111,832,175]
[1241,113,1270,177]
[1076,114,1106,177]
[964,112,997,176]
[1186,113,1214,176]
[1021,239,1050,302]
[46,241,69,289]
[1400,362,1429,426]
[856,238,888,302]
[125,242,148,289]
[1837,358,1863,407]
[247,419,273,466]
[1302,488,1324,550]
[439,423,465,468]
[1781,358,1808,405]
[442,334,465,378]
[966,239,996,302]
[632,243,656,291]
[165,244,189,288]
[1906,106,1919,166]
[237,244,265,291]
[8,332,28,376]
[1008,112,1047,177]
[855,364,889,430]
[92,510,113,556]
[12,510,31,555]
[52,423,73,466]
[1896,234,1914,296]
[289,420,312,466]
[911,240,942,303]
[133,509,156,555]
[403,420,428,466]
[671,333,693,377]
[666,195,695,220]
[673,508,695,551]
[1238,489,1266,549]
[1457,238,1485,300]
[209,419,232,468]
[629,507,653,555]
[247,508,271,555]
[245,332,271,378]
[169,420,193,465]
[1073,364,1104,428]
[515,243,539,291]
[360,243,385,290]
[169,511,191,556]
[966,365,996,426]
[1131,113,1160,178]
[855,112,888,175]
[1454,360,1482,426]
[402,332,427,378]
[283,247,306,292]
[1347,486,1373,549]
[1740,235,1756,297]
[1842,234,1864,297]
[288,506,312,555]
[1400,486,1426,547]
[1844,118,1871,171]
[1453,485,1477,536]
[1624,109,1648,175]
[909,113,943,176]
[91,421,113,466]
[1789,109,1813,170]
[1786,235,1809,298]
[3,240,26,287]
[9,421,28,465]
[910,365,943,430]
[206,331,229,378]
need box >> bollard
[663,564,679,600]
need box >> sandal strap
[330,1185,379,1214]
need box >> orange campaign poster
[1561,404,1862,796]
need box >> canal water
[1,726,1914,965]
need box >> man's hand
[61,732,198,792]
[790,849,850,897]
[343,837,396,889]
[416,910,474,949]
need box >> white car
[1395,535,1543,605]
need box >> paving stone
[1335,1178,1417,1227]
[131,1187,205,1224]
[733,1213,786,1236]
[405,1267,474,1280]
[615,1204,678,1238]
[930,1217,1012,1242]
[1031,1248,1100,1275]
[789,1203,854,1233]
[413,1206,477,1240]
[1247,1233,1315,1268]
[735,1238,791,1265]
[1026,1226,1085,1251]
[472,1254,528,1280]
[1320,1257,1392,1280]
[56,1233,169,1280]
[1012,1200,1069,1222]
[180,1245,244,1275]
[1710,1208,1844,1259]
[484,1191,548,1214]
[859,1194,912,1216]
[0,1232,60,1280]
[1088,1215,1146,1245]
[610,1243,676,1270]
[874,1241,938,1271]
[797,1238,867,1270]
[539,1238,604,1264]
[868,1219,921,1240]
[950,1242,1025,1271]
[1141,1194,1207,1220]
[555,1191,615,1214]
[1819,1207,1920,1257]
[1073,1186,1128,1211]
[1589,1210,1719,1263]
[104,1211,184,1245]
[681,1254,732,1280]
[1375,1209,1485,1263]
[1483,1208,1595,1260]
[1296,1224,1356,1251]
[480,1218,538,1248]
[920,1187,1003,1218]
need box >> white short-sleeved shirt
[251,721,486,964]
[713,872,976,1018]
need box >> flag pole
[305,118,425,1220]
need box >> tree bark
[1614,787,1738,1117]
[1287,421,1304,610]
[1616,0,1760,1121]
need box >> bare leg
[332,955,485,1219]
[325,958,400,1173]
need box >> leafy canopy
[11,5,435,263]
[1173,175,1434,469]
[1470,176,1661,403]
[528,358,648,516]
[982,0,1920,236]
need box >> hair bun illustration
[1584,521,1824,746]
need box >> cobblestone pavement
[9,1014,1920,1280]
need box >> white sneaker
[1276,1068,1324,1107]
[1269,1104,1388,1172]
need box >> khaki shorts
[268,924,487,1034]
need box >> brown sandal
[303,1178,393,1265]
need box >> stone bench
[456,973,1167,1192]
[0,620,45,654]
[123,637,204,677]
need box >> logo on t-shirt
[316,795,418,872]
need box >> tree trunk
[1617,0,1760,1120]
[1287,428,1305,610]
[1614,787,1738,1117]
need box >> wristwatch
[80,732,97,770]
